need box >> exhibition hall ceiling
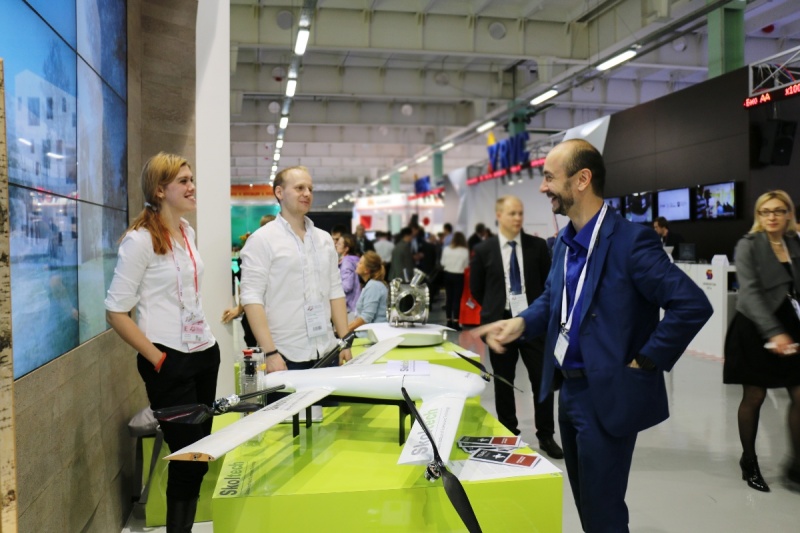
[229,0,800,206]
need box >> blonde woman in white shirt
[105,153,219,532]
[440,231,470,330]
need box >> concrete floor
[123,302,799,532]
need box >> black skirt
[724,298,800,387]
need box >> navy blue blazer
[519,209,713,437]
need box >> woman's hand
[767,333,798,356]
[221,305,242,324]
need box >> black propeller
[400,387,482,533]
[153,384,286,424]
[453,351,523,392]
[311,331,357,369]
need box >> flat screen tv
[624,192,653,223]
[657,188,691,222]
[695,182,736,220]
[604,196,623,215]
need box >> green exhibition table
[211,342,562,532]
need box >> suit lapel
[577,210,616,327]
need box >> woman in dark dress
[725,190,800,492]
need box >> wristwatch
[635,354,657,371]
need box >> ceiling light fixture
[398,165,408,172]
[416,155,428,164]
[294,28,310,56]
[285,79,297,97]
[273,153,281,161]
[596,49,637,71]
[531,89,558,106]
[476,120,496,133]
[439,142,454,152]
[279,116,289,129]
[275,139,284,149]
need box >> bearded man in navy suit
[476,139,712,532]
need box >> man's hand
[265,352,287,373]
[339,347,352,365]
[470,317,526,353]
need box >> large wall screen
[0,0,127,378]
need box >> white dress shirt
[373,239,395,264]
[105,221,216,352]
[440,246,469,274]
[498,232,526,308]
[239,214,344,362]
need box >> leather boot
[740,454,770,492]
[166,497,199,533]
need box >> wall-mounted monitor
[604,196,623,215]
[656,188,691,221]
[624,192,653,223]
[695,182,736,220]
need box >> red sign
[743,82,800,109]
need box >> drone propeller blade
[454,351,523,392]
[312,331,357,368]
[440,468,482,533]
[153,404,212,425]
[400,387,482,533]
[227,402,264,414]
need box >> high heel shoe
[740,455,770,492]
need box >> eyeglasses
[757,208,789,217]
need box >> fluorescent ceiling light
[416,155,428,164]
[380,175,390,182]
[294,28,310,56]
[46,152,65,160]
[398,165,408,172]
[273,153,281,161]
[596,49,637,71]
[531,89,558,106]
[271,165,278,172]
[279,116,289,129]
[18,137,32,146]
[285,79,297,97]
[370,180,379,186]
[440,142,454,152]
[477,120,496,133]
[275,139,284,149]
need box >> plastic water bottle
[242,351,257,401]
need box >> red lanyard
[180,226,199,294]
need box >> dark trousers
[137,343,220,500]
[443,272,465,321]
[559,376,637,533]
[488,331,555,440]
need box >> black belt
[560,368,587,379]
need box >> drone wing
[397,393,467,466]
[345,336,403,366]
[165,387,334,462]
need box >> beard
[550,191,573,216]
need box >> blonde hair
[273,166,310,204]
[361,251,387,285]
[125,152,190,254]
[749,190,797,237]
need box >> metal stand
[289,397,411,444]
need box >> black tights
[738,384,800,465]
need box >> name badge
[554,328,569,366]
[181,308,209,351]
[304,301,327,338]
[509,293,528,317]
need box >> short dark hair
[655,216,669,229]
[443,223,453,232]
[399,227,413,238]
[330,224,348,237]
[562,139,606,197]
[475,223,486,233]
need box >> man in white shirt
[373,231,394,262]
[240,166,352,372]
